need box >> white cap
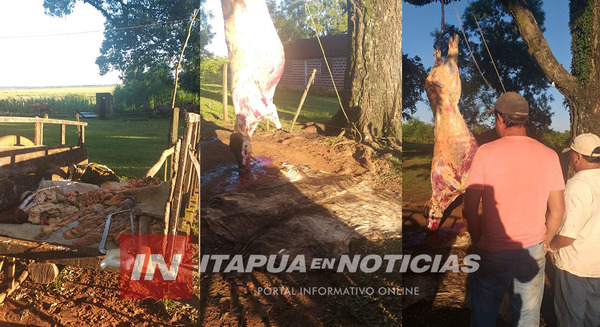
[563,133,600,157]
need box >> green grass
[402,142,433,202]
[200,83,340,129]
[0,117,174,179]
[1,84,341,180]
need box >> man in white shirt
[550,133,600,327]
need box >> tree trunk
[337,0,402,143]
[500,0,600,138]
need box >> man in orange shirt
[463,92,565,326]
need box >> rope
[451,0,500,97]
[304,2,362,141]
[465,0,506,93]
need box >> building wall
[279,57,346,89]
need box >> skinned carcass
[221,0,285,173]
[425,34,478,230]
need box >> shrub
[402,118,434,144]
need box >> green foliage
[43,0,206,81]
[540,129,570,151]
[0,94,95,116]
[199,56,229,85]
[113,62,174,113]
[267,0,347,44]
[458,0,552,130]
[414,0,553,130]
[402,117,435,143]
[569,0,594,81]
[402,54,427,119]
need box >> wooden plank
[169,114,195,235]
[146,145,175,178]
[0,236,108,270]
[0,117,87,126]
[0,146,87,210]
[60,124,66,146]
[80,125,85,145]
[34,122,43,145]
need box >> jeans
[554,268,600,327]
[470,242,546,327]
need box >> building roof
[284,34,349,60]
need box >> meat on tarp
[424,34,478,231]
[221,0,285,173]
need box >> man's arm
[549,234,575,252]
[545,190,565,248]
[463,188,483,245]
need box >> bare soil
[200,120,402,326]
[0,262,199,326]
[402,199,558,327]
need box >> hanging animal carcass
[425,34,478,230]
[221,0,285,173]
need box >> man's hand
[463,188,483,245]
[545,190,565,246]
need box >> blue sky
[0,1,121,87]
[404,1,571,132]
[205,1,572,132]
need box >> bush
[402,118,434,144]
[200,56,228,85]
[540,129,570,151]
[0,95,95,117]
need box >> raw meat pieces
[424,34,478,230]
[221,0,285,172]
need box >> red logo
[119,234,194,299]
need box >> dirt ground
[0,262,200,326]
[200,119,403,326]
[402,199,558,327]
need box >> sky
[0,1,121,88]
[204,1,572,132]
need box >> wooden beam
[60,124,66,146]
[289,69,317,132]
[0,116,87,126]
[34,122,43,145]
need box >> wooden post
[222,62,229,122]
[80,125,85,145]
[60,124,66,146]
[29,262,59,284]
[289,69,317,132]
[34,122,43,145]
[171,107,180,145]
[8,257,15,290]
[76,113,81,134]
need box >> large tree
[402,54,427,119]
[267,0,347,44]
[43,0,207,82]
[499,0,600,138]
[340,0,402,142]
[406,0,554,130]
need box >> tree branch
[499,0,578,99]
[83,0,116,24]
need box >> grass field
[200,83,341,129]
[0,85,116,99]
[1,84,341,179]
[0,117,175,179]
[402,142,433,202]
